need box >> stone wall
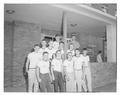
[91,62,116,89]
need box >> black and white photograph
[3,3,117,93]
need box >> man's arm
[50,60,55,81]
[26,58,30,73]
[50,65,55,81]
[36,66,41,83]
[73,60,76,81]
[77,41,80,48]
[63,61,67,81]
[82,62,85,80]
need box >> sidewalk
[4,82,116,92]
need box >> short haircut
[71,34,76,37]
[43,51,48,55]
[41,39,48,47]
[59,41,64,44]
[55,50,61,57]
[67,52,72,55]
[56,50,61,54]
[75,48,80,51]
[39,42,42,48]
[69,43,73,47]
[83,48,87,51]
[98,51,102,54]
[67,52,72,59]
[34,44,39,47]
[69,43,73,46]
[55,34,61,37]
[42,39,46,42]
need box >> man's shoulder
[28,52,34,56]
[38,48,42,52]
[72,56,76,60]
[53,41,57,44]
[51,59,56,62]
[75,41,80,45]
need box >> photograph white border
[0,0,119,94]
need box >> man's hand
[52,75,55,81]
[26,68,29,73]
[39,79,42,83]
[81,73,85,80]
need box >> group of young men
[25,34,92,92]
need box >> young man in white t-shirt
[51,50,65,92]
[67,43,75,56]
[53,34,61,52]
[36,52,54,92]
[47,40,56,60]
[58,41,65,60]
[26,44,40,92]
[73,48,85,92]
[70,35,80,49]
[82,48,92,92]
[97,51,103,63]
[63,52,76,92]
[38,39,48,59]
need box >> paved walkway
[93,82,116,92]
[4,82,116,92]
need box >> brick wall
[4,21,13,87]
[4,20,61,87]
[12,21,42,86]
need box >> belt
[84,66,88,68]
[54,70,62,73]
[40,73,49,75]
[74,69,82,71]
[29,68,36,69]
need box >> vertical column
[63,12,67,59]
[10,21,15,87]
[106,24,116,63]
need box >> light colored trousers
[66,72,76,92]
[84,67,92,92]
[28,69,39,92]
[75,70,82,92]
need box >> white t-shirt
[51,59,63,72]
[28,52,40,68]
[97,54,103,63]
[67,49,75,56]
[53,41,59,52]
[63,59,74,73]
[81,55,90,67]
[71,41,80,49]
[37,60,50,74]
[73,55,83,70]
[60,49,64,55]
[47,48,56,59]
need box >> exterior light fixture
[6,9,15,14]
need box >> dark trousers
[53,71,65,92]
[39,73,53,92]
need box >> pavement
[4,82,116,92]
[93,82,116,92]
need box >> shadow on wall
[23,56,28,92]
[23,48,34,92]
